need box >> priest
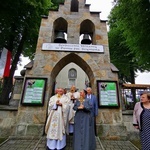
[45,88,70,150]
[66,85,80,134]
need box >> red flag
[0,48,11,77]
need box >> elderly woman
[133,91,150,150]
[73,89,96,150]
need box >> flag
[0,47,11,77]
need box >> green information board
[97,80,119,107]
[21,77,47,106]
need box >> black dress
[140,108,150,150]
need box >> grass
[130,140,142,150]
[0,138,7,144]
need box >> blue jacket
[86,94,98,117]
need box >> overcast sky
[15,0,150,84]
[87,0,114,20]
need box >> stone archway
[49,52,97,97]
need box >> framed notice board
[21,77,47,106]
[97,80,119,107]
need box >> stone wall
[0,107,17,138]
[122,110,140,140]
[95,110,140,140]
[0,105,140,140]
[96,108,126,140]
[0,77,139,139]
[0,0,139,140]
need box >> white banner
[42,43,104,53]
[0,48,7,76]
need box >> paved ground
[0,135,139,150]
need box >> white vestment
[45,94,70,149]
[47,135,66,150]
[66,91,80,133]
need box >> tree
[51,0,65,10]
[109,0,150,69]
[0,0,52,104]
[108,0,150,83]
[108,4,138,84]
[108,23,138,103]
[108,0,150,104]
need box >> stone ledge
[8,135,41,140]
[97,124,127,140]
[122,110,133,115]
[0,105,18,111]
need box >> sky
[14,0,150,84]
[87,0,114,20]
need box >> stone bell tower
[12,0,127,139]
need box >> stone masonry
[0,0,128,140]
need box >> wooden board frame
[21,77,47,106]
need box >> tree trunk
[130,68,136,107]
[0,77,13,104]
[0,27,27,105]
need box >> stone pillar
[9,76,24,107]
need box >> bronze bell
[81,34,92,44]
[54,31,67,43]
[20,69,26,76]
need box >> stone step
[0,136,140,150]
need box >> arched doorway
[56,62,89,91]
[49,53,95,97]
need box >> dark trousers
[94,117,97,136]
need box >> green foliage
[108,0,150,83]
[0,138,7,144]
[0,0,53,104]
[109,0,150,69]
[50,0,65,10]
[0,0,52,59]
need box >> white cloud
[15,55,30,76]
[136,71,150,84]
[87,0,114,20]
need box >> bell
[54,31,67,43]
[81,34,92,44]
[20,69,26,76]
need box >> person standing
[66,85,80,134]
[86,87,98,135]
[73,89,96,150]
[133,91,150,150]
[45,88,70,150]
